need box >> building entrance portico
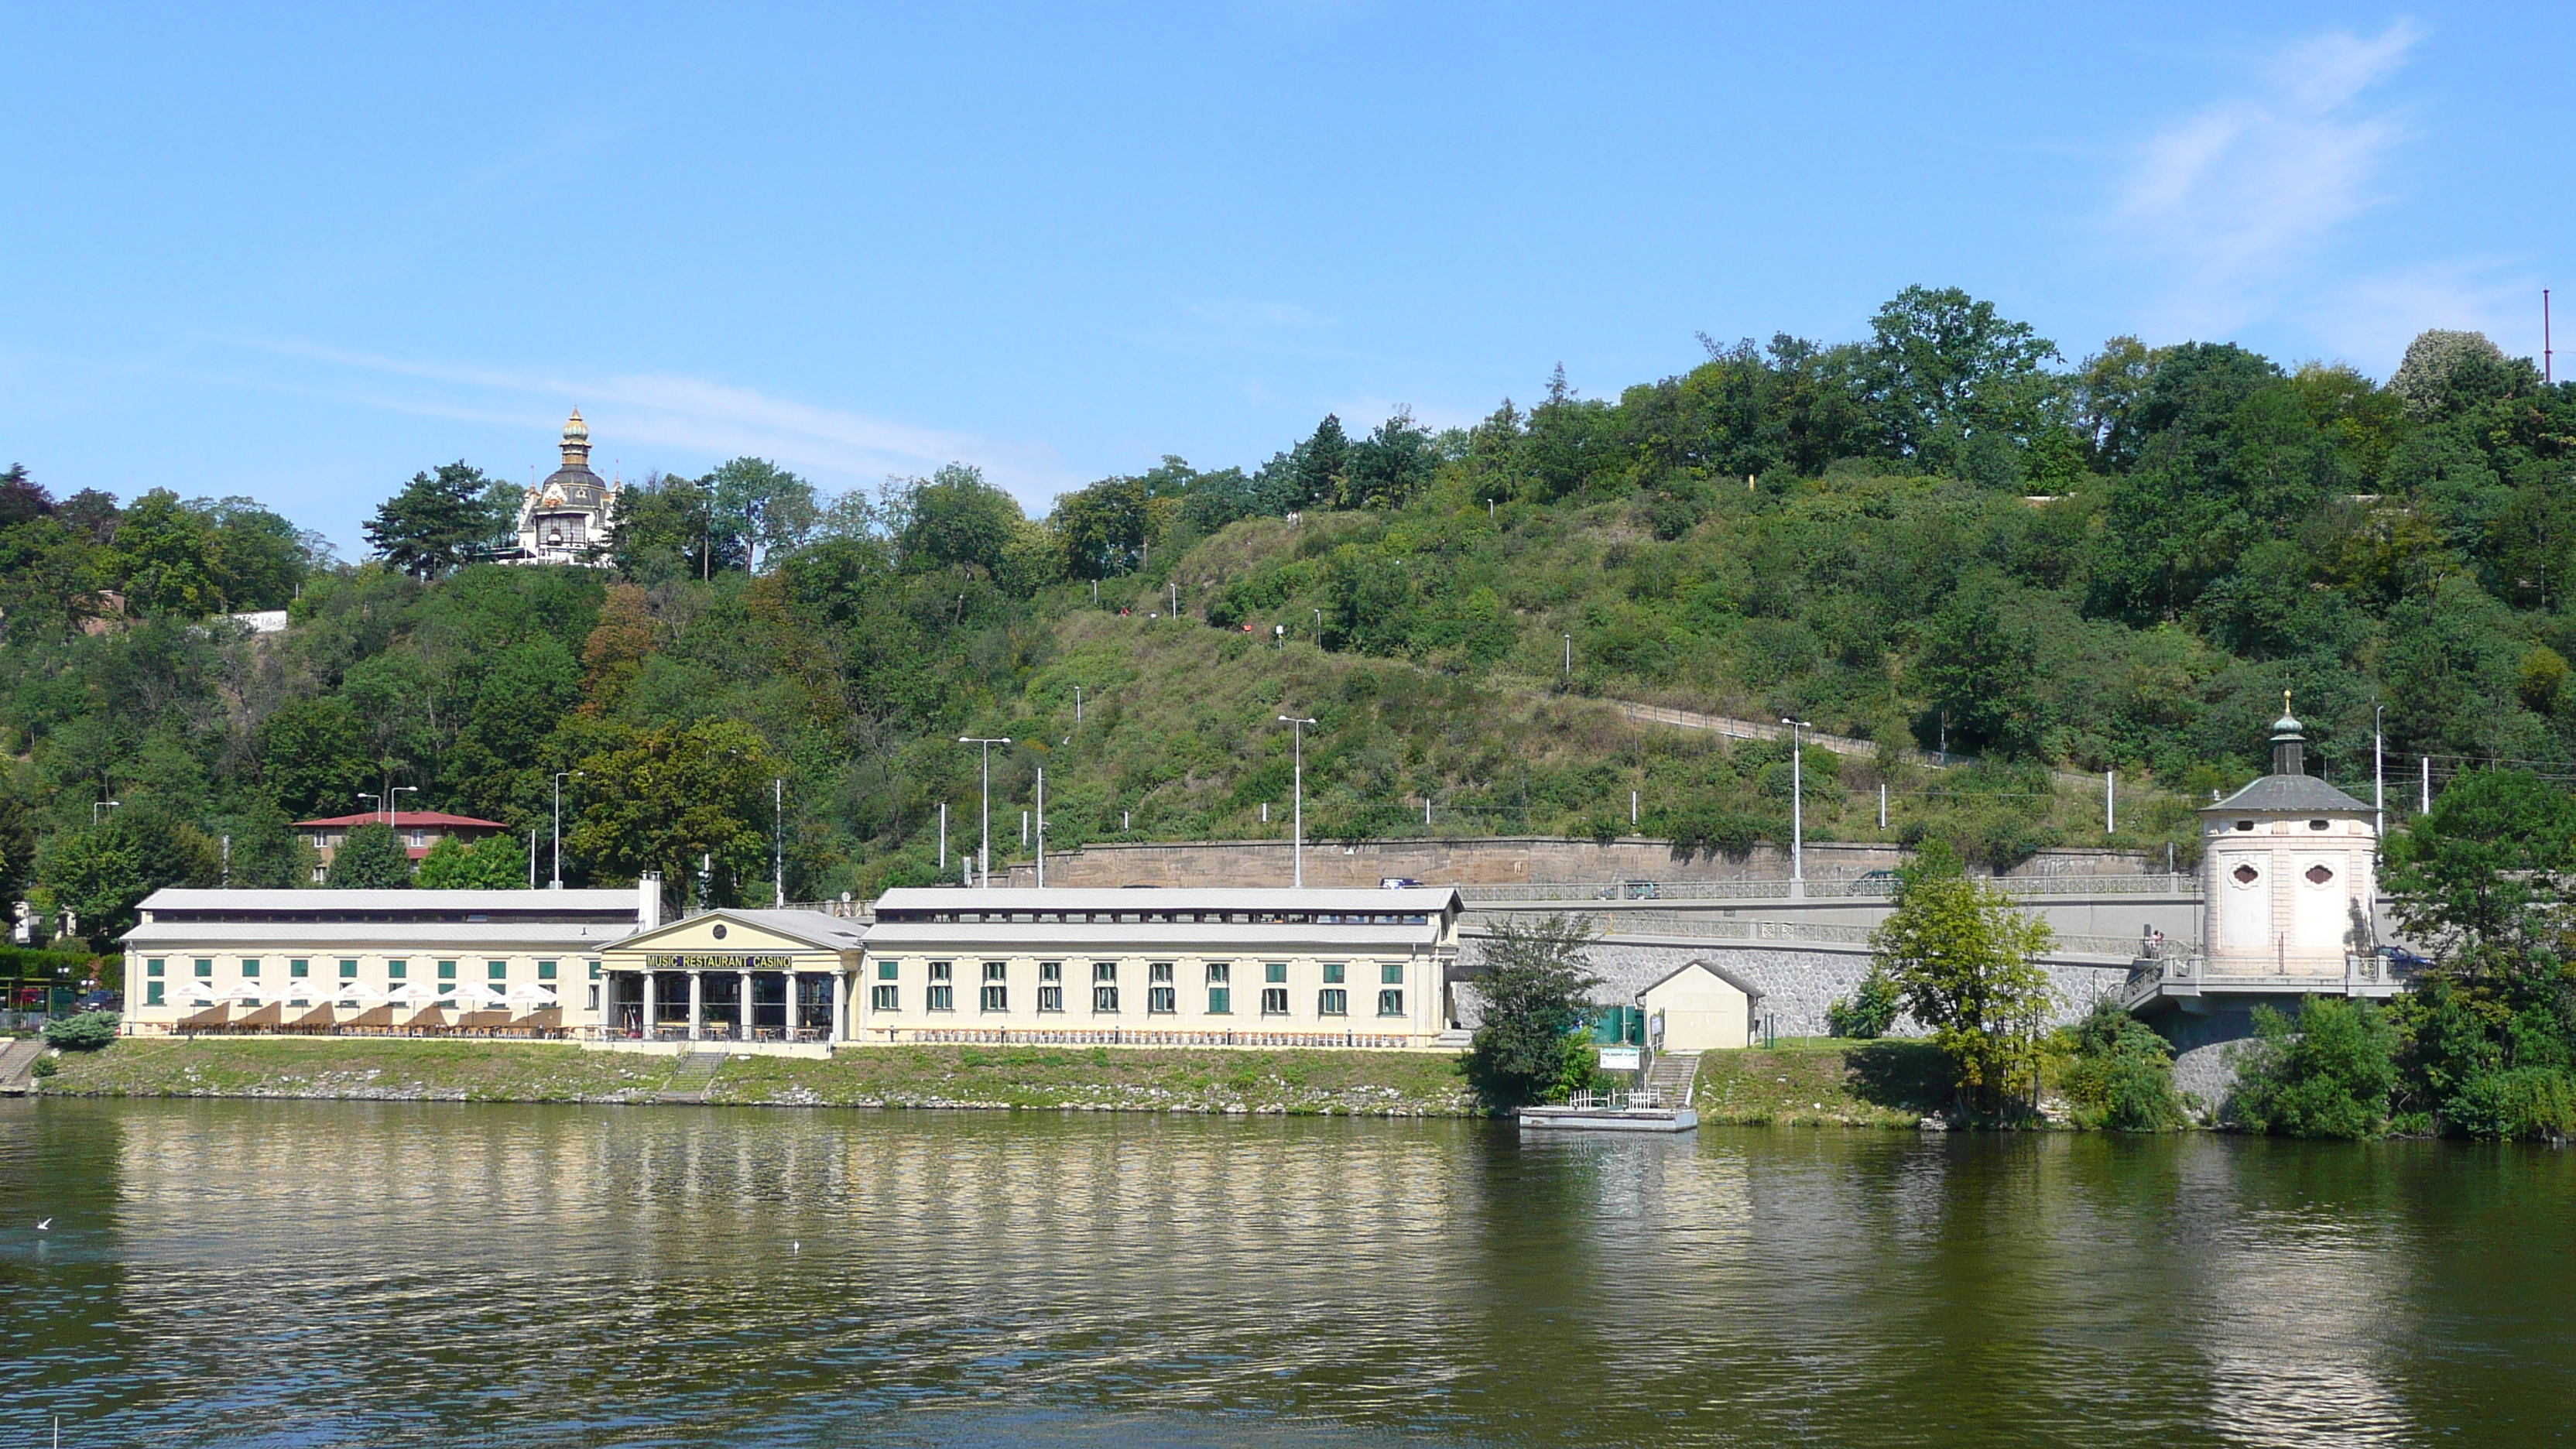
[595,909,865,1053]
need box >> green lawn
[38,1038,1477,1115]
[1692,1041,1953,1128]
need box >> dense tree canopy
[7,290,2576,946]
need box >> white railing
[1557,1086,1678,1111]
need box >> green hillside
[4,289,2571,940]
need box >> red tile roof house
[295,810,513,882]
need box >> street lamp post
[1564,634,1572,677]
[551,771,584,889]
[93,800,121,824]
[2372,704,2386,845]
[1074,685,1084,723]
[957,738,1011,887]
[389,786,419,829]
[358,791,381,825]
[1780,718,1812,898]
[772,778,785,905]
[1277,715,1317,888]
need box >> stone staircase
[655,1050,730,1105]
[1645,1050,1701,1106]
[0,1037,48,1095]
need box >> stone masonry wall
[1002,836,2159,890]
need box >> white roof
[871,886,1462,914]
[614,909,869,954]
[139,888,639,914]
[862,921,1443,954]
[122,920,634,950]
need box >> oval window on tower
[2306,865,2334,885]
[711,923,728,940]
[2232,864,2259,886]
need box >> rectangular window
[537,961,557,981]
[1148,962,1176,1014]
[147,981,165,1006]
[1039,961,1064,1012]
[1377,989,1405,1016]
[1319,989,1348,1016]
[195,958,213,978]
[340,959,358,980]
[877,960,899,981]
[1206,961,1231,985]
[1092,963,1119,1013]
[981,961,1008,1012]
[586,985,600,1011]
[437,961,457,981]
[927,961,953,1012]
[388,959,407,981]
[587,960,601,981]
[1208,986,1231,1015]
[147,958,164,978]
[872,984,899,1012]
[1322,962,1345,985]
[241,958,261,978]
[1380,963,1404,985]
[1261,987,1288,1016]
[488,961,508,982]
[1264,961,1287,984]
[289,959,310,978]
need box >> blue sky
[2,4,2567,553]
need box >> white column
[828,968,846,1043]
[687,971,703,1041]
[640,971,657,1039]
[739,968,753,1039]
[782,971,799,1039]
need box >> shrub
[1461,913,1603,1112]
[2055,1001,2187,1131]
[41,1010,121,1052]
[2444,1066,2576,1139]
[1825,967,1902,1040]
[31,1056,60,1079]
[2230,999,2398,1139]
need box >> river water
[3,1099,2571,1448]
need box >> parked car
[75,990,124,1012]
[2376,946,2433,972]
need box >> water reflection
[2,1100,2571,1447]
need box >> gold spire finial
[560,408,591,468]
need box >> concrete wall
[1004,836,2163,889]
[1452,935,2131,1037]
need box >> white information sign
[1597,1045,1642,1071]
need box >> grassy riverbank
[34,1038,1477,1115]
[1690,1042,1953,1128]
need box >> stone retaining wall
[1002,836,2160,890]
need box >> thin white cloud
[231,340,1074,502]
[2312,259,2537,375]
[2115,21,2424,337]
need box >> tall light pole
[1074,685,1084,723]
[93,800,120,824]
[1564,634,1573,677]
[358,791,381,825]
[2372,704,2386,845]
[1034,766,1046,889]
[550,771,584,889]
[389,786,419,830]
[957,738,1010,887]
[772,778,785,905]
[1278,715,1317,887]
[1780,718,1811,899]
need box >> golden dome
[559,408,592,467]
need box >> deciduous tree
[1870,841,2055,1115]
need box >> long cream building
[122,882,1467,1052]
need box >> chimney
[636,872,663,930]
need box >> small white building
[851,886,1465,1048]
[1636,959,1763,1052]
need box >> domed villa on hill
[503,409,621,567]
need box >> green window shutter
[587,960,601,980]
[437,961,457,980]
[878,961,899,981]
[290,960,310,978]
[241,958,260,978]
[147,958,164,978]
[488,961,507,981]
[147,981,165,1006]
[1380,963,1403,985]
[1322,962,1345,984]
[538,961,558,980]
[195,959,213,978]
[388,959,407,981]
[341,960,358,979]
[1264,961,1286,983]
